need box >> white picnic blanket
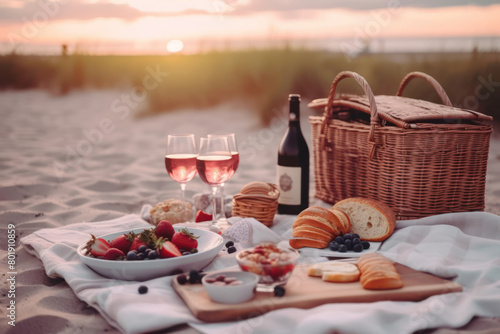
[21,208,500,334]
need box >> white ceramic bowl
[77,226,223,281]
[201,271,259,304]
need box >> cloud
[0,0,177,22]
[228,0,500,13]
[0,0,497,23]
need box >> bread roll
[358,253,403,290]
[333,197,396,241]
[308,261,360,283]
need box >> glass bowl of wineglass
[196,136,234,227]
[207,133,239,222]
[165,134,197,201]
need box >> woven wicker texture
[309,71,493,220]
[232,182,279,227]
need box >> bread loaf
[333,197,395,241]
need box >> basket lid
[308,95,493,129]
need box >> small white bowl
[202,271,259,304]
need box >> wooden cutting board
[172,262,462,323]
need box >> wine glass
[165,134,197,202]
[196,136,234,226]
[207,133,239,220]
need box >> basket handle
[396,71,452,106]
[320,71,379,148]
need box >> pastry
[149,199,193,225]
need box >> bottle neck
[289,100,300,126]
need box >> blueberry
[344,239,353,250]
[148,250,158,259]
[329,241,339,251]
[138,245,147,253]
[145,248,152,254]
[353,243,363,253]
[334,236,344,244]
[361,240,370,249]
[176,274,188,285]
[182,251,192,256]
[137,253,146,260]
[189,270,200,284]
[343,233,353,240]
[352,233,360,239]
[227,246,237,254]
[143,257,150,260]
[352,238,361,245]
[138,285,148,294]
[225,241,234,248]
[338,244,347,253]
[126,251,138,261]
[274,285,286,297]
[190,248,198,254]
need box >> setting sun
[167,39,184,53]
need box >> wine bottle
[277,94,309,215]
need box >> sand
[0,89,499,334]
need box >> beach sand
[1,89,499,334]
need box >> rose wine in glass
[207,133,238,220]
[197,137,233,226]
[165,134,197,201]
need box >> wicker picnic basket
[232,181,279,227]
[309,71,493,220]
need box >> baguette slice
[333,197,396,241]
[292,228,333,242]
[289,237,329,249]
[292,217,337,235]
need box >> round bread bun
[333,197,396,241]
[149,199,193,225]
[289,237,330,249]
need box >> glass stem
[180,183,187,202]
[220,183,225,219]
[211,186,218,225]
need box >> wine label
[277,165,301,205]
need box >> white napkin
[21,209,500,334]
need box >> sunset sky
[1,0,499,54]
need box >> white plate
[279,240,381,258]
[78,226,223,281]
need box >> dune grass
[0,49,499,125]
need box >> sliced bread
[333,197,396,241]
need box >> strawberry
[109,232,135,253]
[85,234,111,257]
[103,248,125,260]
[171,228,199,251]
[130,236,148,252]
[195,210,212,223]
[155,220,175,240]
[156,240,182,258]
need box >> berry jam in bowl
[235,242,299,292]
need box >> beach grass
[1,48,499,125]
